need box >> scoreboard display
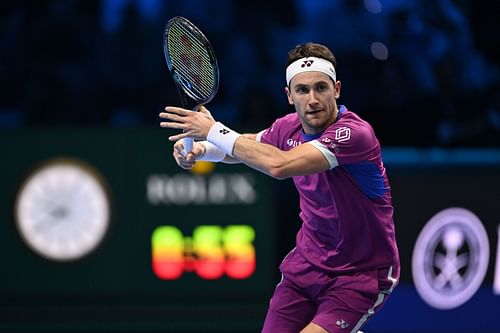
[152,224,256,280]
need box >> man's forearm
[231,136,289,178]
[219,133,259,164]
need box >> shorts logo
[336,319,349,329]
[412,207,490,309]
[335,127,351,142]
[301,60,314,68]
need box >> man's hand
[160,105,215,142]
[172,140,206,169]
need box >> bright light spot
[371,42,389,61]
[191,161,216,175]
[364,0,382,14]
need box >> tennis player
[160,42,400,333]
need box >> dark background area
[1,0,499,146]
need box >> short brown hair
[287,43,337,69]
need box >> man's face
[286,71,341,135]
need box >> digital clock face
[14,158,112,262]
[151,225,256,280]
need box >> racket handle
[182,137,194,156]
[182,106,199,156]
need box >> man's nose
[308,90,319,104]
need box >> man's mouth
[307,109,322,115]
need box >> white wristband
[196,141,226,162]
[207,122,241,156]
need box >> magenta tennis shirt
[259,105,400,274]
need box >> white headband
[286,57,336,86]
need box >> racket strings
[167,23,216,100]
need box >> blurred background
[1,0,499,144]
[1,0,499,332]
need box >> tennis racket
[163,16,219,155]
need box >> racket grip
[182,137,194,156]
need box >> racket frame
[163,16,219,102]
[163,16,219,154]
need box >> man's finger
[169,133,187,142]
[163,107,190,116]
[174,144,184,153]
[186,152,196,162]
[160,121,185,129]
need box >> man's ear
[334,80,341,99]
[284,86,294,105]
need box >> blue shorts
[261,249,398,333]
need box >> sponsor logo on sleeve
[320,137,338,152]
[335,127,351,142]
